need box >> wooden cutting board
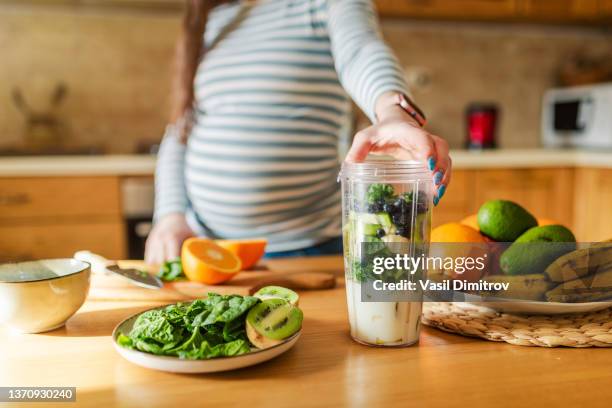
[89,260,338,301]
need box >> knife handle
[73,250,112,274]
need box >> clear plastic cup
[339,160,433,347]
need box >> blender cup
[339,160,433,347]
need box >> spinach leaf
[157,258,185,282]
[118,292,261,360]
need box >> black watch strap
[397,93,427,127]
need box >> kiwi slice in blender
[253,286,300,305]
[246,298,303,349]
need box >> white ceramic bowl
[0,259,90,333]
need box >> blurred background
[0,0,611,261]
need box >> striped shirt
[155,0,408,252]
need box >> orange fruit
[181,238,242,284]
[460,214,480,231]
[430,223,489,281]
[537,218,557,226]
[431,223,487,243]
[216,238,267,270]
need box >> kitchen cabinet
[0,221,125,262]
[434,167,612,242]
[376,0,519,20]
[601,0,612,15]
[375,0,606,22]
[519,0,598,20]
[573,168,612,242]
[432,170,477,226]
[0,177,121,219]
[0,176,126,261]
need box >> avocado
[500,225,577,275]
[477,200,537,242]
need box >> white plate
[112,306,301,373]
[462,293,612,315]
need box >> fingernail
[433,171,443,185]
[433,195,439,206]
[427,156,436,171]
[438,184,447,200]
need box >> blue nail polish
[433,171,443,185]
[433,195,439,206]
[438,184,447,200]
[427,157,436,171]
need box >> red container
[466,103,498,149]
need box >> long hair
[170,0,221,141]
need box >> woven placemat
[422,302,612,347]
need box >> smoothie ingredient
[500,225,576,275]
[216,238,267,270]
[117,293,259,359]
[431,222,487,243]
[545,242,612,282]
[430,222,489,281]
[253,286,300,305]
[181,238,242,284]
[158,258,184,282]
[246,298,303,348]
[366,183,395,207]
[546,269,612,302]
[477,200,537,241]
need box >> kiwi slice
[246,299,303,349]
[253,286,299,306]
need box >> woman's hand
[145,213,195,265]
[345,92,451,205]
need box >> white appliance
[542,82,612,149]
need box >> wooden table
[1,256,611,408]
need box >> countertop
[1,256,610,408]
[0,149,611,176]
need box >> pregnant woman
[145,0,451,263]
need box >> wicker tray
[422,302,612,347]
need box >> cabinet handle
[0,193,31,206]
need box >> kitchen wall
[384,20,612,148]
[0,3,179,153]
[1,3,611,152]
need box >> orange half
[181,238,242,284]
[216,238,267,270]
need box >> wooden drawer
[376,0,518,19]
[432,170,476,227]
[473,168,575,228]
[520,0,598,20]
[0,177,121,219]
[601,0,612,15]
[573,168,612,242]
[0,221,126,262]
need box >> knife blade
[74,250,163,290]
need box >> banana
[546,267,612,303]
[483,274,552,301]
[545,242,612,283]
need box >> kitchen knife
[74,250,163,290]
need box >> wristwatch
[397,93,427,128]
